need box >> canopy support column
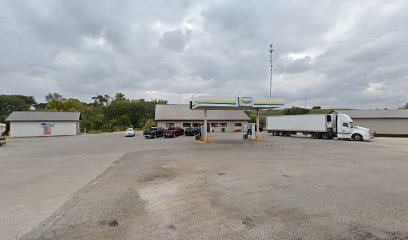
[256,108,260,134]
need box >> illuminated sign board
[238,97,253,107]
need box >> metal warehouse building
[334,109,408,137]
[155,104,250,132]
[6,111,81,137]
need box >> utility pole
[269,44,273,98]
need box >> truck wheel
[352,134,363,141]
[311,133,320,139]
[321,133,330,139]
[153,134,156,138]
[278,131,284,136]
[172,133,176,138]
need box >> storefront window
[220,123,227,127]
[166,123,174,127]
[211,123,219,127]
[192,123,200,127]
[183,123,191,127]
[235,123,242,127]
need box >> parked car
[143,127,164,139]
[163,126,184,138]
[185,127,200,136]
[124,128,135,137]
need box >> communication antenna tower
[269,44,273,98]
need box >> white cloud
[0,0,407,109]
[365,82,386,94]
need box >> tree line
[2,94,408,132]
[0,93,167,132]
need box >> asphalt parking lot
[1,133,408,240]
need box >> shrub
[143,119,156,131]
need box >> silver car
[124,128,135,137]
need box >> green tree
[48,100,65,111]
[312,106,321,109]
[110,115,132,131]
[62,98,86,112]
[151,99,168,105]
[46,93,66,102]
[143,119,156,131]
[0,95,29,122]
[130,99,149,128]
[402,103,408,109]
[114,93,126,101]
[284,107,310,115]
[14,95,37,107]
[92,94,111,106]
[11,93,170,133]
[34,102,49,110]
[105,99,132,119]
[81,106,107,132]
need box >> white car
[124,128,135,137]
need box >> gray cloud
[0,0,407,108]
[160,29,192,52]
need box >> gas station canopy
[191,96,284,143]
[191,96,284,110]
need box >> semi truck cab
[336,114,373,141]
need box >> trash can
[222,128,225,132]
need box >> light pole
[269,44,273,98]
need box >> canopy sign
[238,97,253,107]
[192,97,284,109]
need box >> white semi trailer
[266,114,374,141]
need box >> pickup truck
[0,123,6,146]
[143,127,164,139]
[0,135,5,146]
[185,127,200,136]
[163,127,184,138]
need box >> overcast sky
[1,0,407,109]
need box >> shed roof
[155,104,250,121]
[333,109,408,119]
[6,111,81,122]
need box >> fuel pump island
[190,97,284,143]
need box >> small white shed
[6,111,81,137]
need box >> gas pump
[243,123,256,140]
[194,124,214,144]
[195,124,203,141]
